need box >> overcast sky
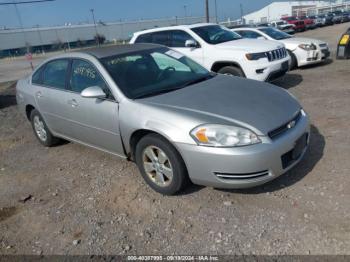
[0,0,307,28]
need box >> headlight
[245,52,267,60]
[190,124,261,147]
[298,43,317,50]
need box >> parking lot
[0,22,350,255]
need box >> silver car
[16,44,310,195]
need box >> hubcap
[33,115,47,142]
[142,146,173,187]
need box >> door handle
[36,91,43,98]
[68,99,78,108]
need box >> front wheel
[135,134,190,195]
[288,50,298,70]
[218,66,244,77]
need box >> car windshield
[259,27,292,40]
[285,16,297,21]
[191,25,242,45]
[100,47,213,99]
[276,21,285,26]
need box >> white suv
[130,23,290,82]
[232,27,330,69]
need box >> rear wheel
[218,66,244,77]
[30,109,60,147]
[288,50,298,70]
[135,134,190,195]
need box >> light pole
[183,5,187,24]
[205,0,209,22]
[90,8,100,46]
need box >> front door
[169,30,204,66]
[64,59,124,155]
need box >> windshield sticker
[165,50,184,60]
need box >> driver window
[70,59,114,100]
[151,52,191,72]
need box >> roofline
[132,23,218,35]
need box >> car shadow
[0,82,17,110]
[274,73,303,89]
[215,125,325,195]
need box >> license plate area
[281,133,308,169]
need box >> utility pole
[215,0,218,23]
[2,0,55,54]
[205,0,209,23]
[13,1,28,51]
[183,5,187,24]
[240,3,244,24]
[90,8,100,46]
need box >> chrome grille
[268,111,302,139]
[266,47,287,62]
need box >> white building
[243,1,350,24]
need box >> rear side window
[236,30,262,39]
[42,60,69,89]
[134,33,152,43]
[32,66,44,85]
[169,30,196,47]
[151,31,170,46]
[135,31,170,46]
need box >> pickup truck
[281,16,306,32]
[298,16,316,30]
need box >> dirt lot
[0,23,350,255]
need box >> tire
[135,134,190,195]
[218,66,245,77]
[288,50,297,70]
[30,109,60,147]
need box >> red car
[298,16,316,30]
[281,16,306,32]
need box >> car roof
[232,27,265,31]
[133,23,217,35]
[80,43,163,59]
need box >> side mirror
[185,39,199,48]
[81,86,106,99]
[257,36,267,40]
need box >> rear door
[33,59,74,137]
[64,58,124,155]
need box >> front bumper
[296,46,330,67]
[176,112,310,189]
[243,56,290,82]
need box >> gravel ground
[0,23,350,256]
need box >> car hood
[215,38,283,53]
[281,37,326,46]
[140,75,301,136]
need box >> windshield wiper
[180,74,215,88]
[133,87,184,99]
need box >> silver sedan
[16,44,310,195]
